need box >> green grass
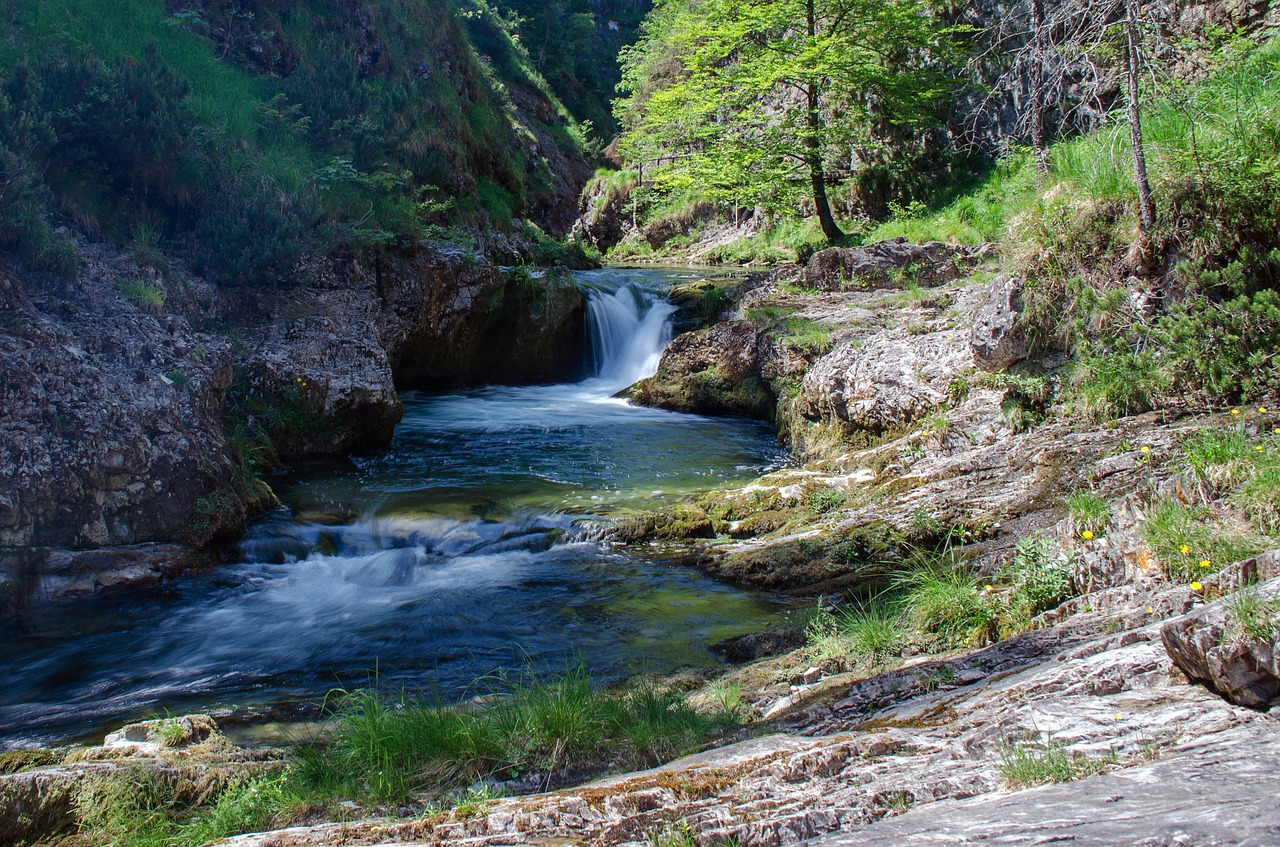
[998,738,1115,787]
[1180,423,1280,534]
[295,664,739,804]
[896,566,997,649]
[1224,586,1280,644]
[1143,500,1266,582]
[118,279,165,316]
[807,599,903,671]
[67,665,741,846]
[1067,490,1111,536]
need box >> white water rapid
[583,276,677,389]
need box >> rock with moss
[0,714,284,846]
[796,328,972,439]
[801,239,984,291]
[624,322,778,419]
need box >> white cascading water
[584,281,676,390]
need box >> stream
[0,268,790,750]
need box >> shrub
[807,600,903,671]
[999,534,1076,631]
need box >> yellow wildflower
[1141,445,1152,454]
[984,584,993,591]
[1191,581,1204,592]
[1082,530,1095,540]
[1232,409,1240,415]
[1259,407,1268,413]
[1199,560,1211,569]
[1180,544,1190,554]
[1258,445,1266,452]
[1146,607,1154,614]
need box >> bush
[999,534,1076,631]
[43,44,197,215]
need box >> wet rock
[801,239,983,291]
[712,629,807,663]
[624,322,777,419]
[1161,575,1280,709]
[103,714,221,756]
[970,276,1028,371]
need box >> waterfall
[584,280,676,389]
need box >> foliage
[808,600,903,671]
[1224,586,1280,645]
[0,0,595,284]
[615,0,959,239]
[896,566,997,649]
[998,534,1076,631]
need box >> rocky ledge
[187,557,1280,847]
[0,237,587,612]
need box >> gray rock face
[0,247,272,575]
[801,239,984,291]
[798,328,971,437]
[1162,575,1280,710]
[811,722,1280,847]
[970,275,1028,371]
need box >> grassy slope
[0,0,592,282]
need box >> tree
[615,0,957,242]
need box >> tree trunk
[1125,0,1156,234]
[806,0,844,243]
[1029,0,1048,174]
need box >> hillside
[0,0,605,287]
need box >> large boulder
[801,239,984,291]
[1162,574,1280,710]
[624,321,778,419]
[796,328,971,438]
[970,276,1028,371]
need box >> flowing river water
[0,268,790,749]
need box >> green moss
[0,749,58,776]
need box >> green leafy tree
[616,0,958,241]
